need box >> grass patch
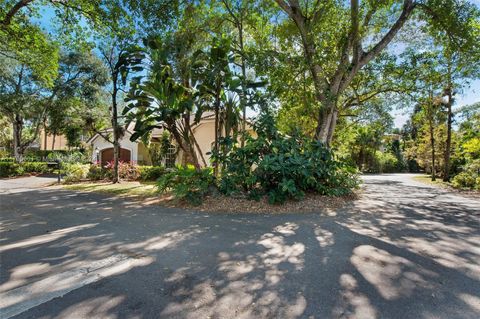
[412,175,451,188]
[64,181,158,197]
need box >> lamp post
[95,147,100,165]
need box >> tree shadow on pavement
[1,176,479,319]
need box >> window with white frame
[165,144,176,168]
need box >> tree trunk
[12,115,24,163]
[213,87,221,177]
[43,119,47,151]
[315,97,337,145]
[326,109,338,145]
[183,114,201,171]
[443,100,452,182]
[239,22,248,147]
[51,133,56,150]
[111,77,120,183]
[429,119,436,181]
[443,77,453,182]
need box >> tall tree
[0,57,45,161]
[0,50,108,161]
[271,0,479,145]
[44,51,109,150]
[125,38,205,170]
[94,2,137,183]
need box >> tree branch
[360,0,416,68]
[1,0,35,26]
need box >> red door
[101,148,131,166]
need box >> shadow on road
[0,174,479,318]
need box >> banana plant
[123,37,205,170]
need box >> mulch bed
[61,181,358,214]
[179,193,358,214]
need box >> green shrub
[376,152,399,173]
[102,161,140,181]
[451,159,480,190]
[0,162,22,177]
[138,166,166,181]
[157,166,214,205]
[63,163,90,183]
[452,172,476,189]
[87,164,108,181]
[213,108,360,204]
[85,161,141,182]
[47,151,90,164]
[22,162,49,174]
[0,150,10,159]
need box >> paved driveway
[0,174,479,319]
[0,176,58,194]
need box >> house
[38,129,89,151]
[379,133,402,152]
[39,129,69,150]
[87,112,253,167]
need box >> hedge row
[63,163,167,183]
[0,162,50,177]
[1,160,167,182]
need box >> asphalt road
[0,174,479,319]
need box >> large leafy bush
[138,166,166,181]
[157,166,214,205]
[452,159,480,190]
[47,151,90,164]
[213,109,359,204]
[86,164,107,181]
[0,162,23,177]
[63,163,90,183]
[0,161,51,177]
[22,162,49,174]
[104,161,140,181]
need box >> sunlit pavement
[0,174,479,319]
[0,176,58,194]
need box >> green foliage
[21,162,49,174]
[138,166,166,181]
[85,162,144,182]
[0,161,53,177]
[105,161,140,181]
[462,137,480,159]
[156,166,214,205]
[147,132,171,166]
[451,160,480,190]
[63,163,90,183]
[124,37,203,168]
[214,109,359,204]
[46,151,90,164]
[0,162,22,177]
[87,164,107,181]
[451,172,476,189]
[373,152,400,174]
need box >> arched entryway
[101,148,131,166]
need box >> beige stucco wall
[39,129,69,150]
[192,119,216,165]
[177,119,255,167]
[137,142,152,165]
